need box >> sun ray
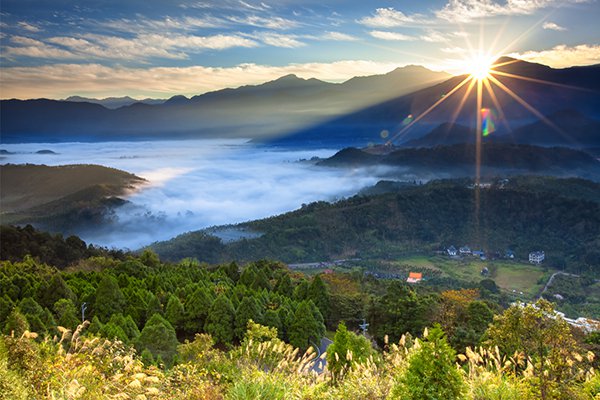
[482,78,512,134]
[487,74,575,144]
[447,78,477,130]
[490,70,593,92]
[386,75,473,145]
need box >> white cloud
[322,31,359,41]
[542,21,566,31]
[258,32,305,47]
[436,0,555,22]
[5,33,259,61]
[17,21,41,32]
[358,8,425,27]
[420,30,450,43]
[509,44,600,68]
[100,16,224,33]
[368,30,416,41]
[0,60,403,99]
[4,36,77,59]
[228,14,298,29]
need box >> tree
[3,308,29,336]
[204,294,235,346]
[252,269,271,291]
[136,313,179,367]
[94,275,125,322]
[308,275,330,322]
[184,286,213,334]
[390,325,465,400]
[326,322,373,381]
[274,274,293,297]
[368,282,433,345]
[53,299,80,330]
[234,296,263,340]
[165,295,185,332]
[263,309,281,334]
[485,299,589,400]
[288,300,325,351]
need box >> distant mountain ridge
[402,110,600,148]
[2,58,600,146]
[1,66,449,143]
[318,143,600,180]
[264,58,600,147]
[65,96,166,109]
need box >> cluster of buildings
[446,245,545,265]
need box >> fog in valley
[1,140,381,249]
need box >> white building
[529,251,545,264]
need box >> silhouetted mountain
[65,96,165,109]
[0,66,449,143]
[318,143,600,180]
[265,58,600,147]
[506,109,600,147]
[403,123,476,147]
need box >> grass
[385,255,551,299]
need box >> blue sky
[1,0,599,99]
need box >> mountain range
[1,57,599,148]
[64,96,166,109]
[0,65,448,143]
[264,57,600,147]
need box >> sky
[1,0,599,99]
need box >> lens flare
[401,114,413,126]
[480,108,496,136]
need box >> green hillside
[150,176,600,274]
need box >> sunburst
[382,24,587,245]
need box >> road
[539,271,580,298]
[310,337,333,374]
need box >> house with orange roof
[407,272,423,283]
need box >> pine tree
[390,325,465,400]
[308,274,330,322]
[165,295,185,331]
[204,294,236,346]
[185,286,213,334]
[288,300,325,351]
[235,296,263,340]
[94,275,125,322]
[137,313,179,366]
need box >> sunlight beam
[482,78,512,134]
[487,74,573,144]
[386,76,473,145]
[490,70,593,92]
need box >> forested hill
[150,176,600,273]
[318,144,600,180]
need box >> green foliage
[288,300,325,350]
[185,286,214,334]
[327,321,374,381]
[165,295,185,331]
[368,282,433,345]
[137,313,179,367]
[53,299,80,330]
[205,294,236,346]
[235,296,263,340]
[308,274,330,322]
[94,275,125,322]
[3,308,29,337]
[485,299,591,399]
[390,325,465,400]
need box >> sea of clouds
[2,139,381,249]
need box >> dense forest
[1,236,599,399]
[150,177,600,274]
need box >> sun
[466,54,495,81]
